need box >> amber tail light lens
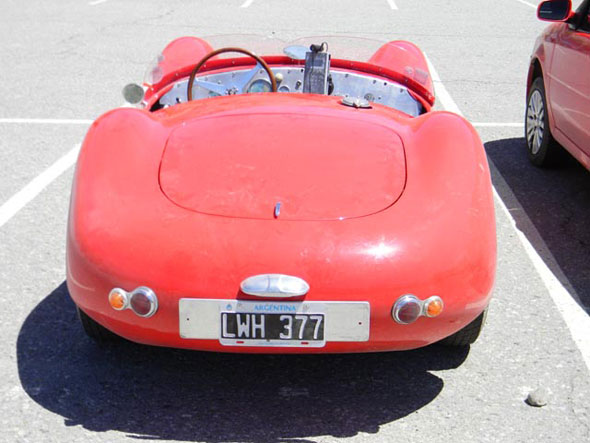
[109,288,129,311]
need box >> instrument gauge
[248,79,272,93]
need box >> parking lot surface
[1,1,589,442]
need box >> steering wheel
[187,47,277,101]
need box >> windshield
[202,34,388,60]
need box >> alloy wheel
[526,89,545,155]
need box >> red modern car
[526,0,590,167]
[67,36,496,353]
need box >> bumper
[67,245,492,353]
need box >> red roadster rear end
[67,36,496,353]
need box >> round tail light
[392,295,423,324]
[424,296,444,318]
[129,287,158,317]
[108,288,129,310]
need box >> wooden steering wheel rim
[187,47,277,101]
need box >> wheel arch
[526,58,544,97]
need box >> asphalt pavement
[1,1,589,442]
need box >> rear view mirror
[122,83,145,105]
[537,0,572,21]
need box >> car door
[547,2,590,154]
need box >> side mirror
[122,83,145,105]
[537,0,572,22]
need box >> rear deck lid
[159,109,406,220]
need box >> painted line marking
[89,0,108,5]
[0,144,80,229]
[426,53,590,372]
[241,0,255,8]
[386,0,398,10]
[472,122,524,128]
[514,0,537,9]
[424,54,463,116]
[0,118,93,125]
[492,185,590,371]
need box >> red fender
[369,41,434,105]
[144,37,214,100]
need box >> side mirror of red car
[537,0,572,22]
[122,83,145,105]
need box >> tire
[439,309,487,347]
[77,307,119,343]
[525,76,561,167]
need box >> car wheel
[77,307,119,343]
[525,77,561,167]
[439,309,487,347]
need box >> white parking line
[424,54,463,116]
[89,0,108,5]
[241,0,255,8]
[493,185,590,371]
[426,54,590,371]
[386,0,398,10]
[0,144,80,229]
[0,118,93,125]
[514,0,537,9]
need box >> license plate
[179,299,370,344]
[220,312,325,347]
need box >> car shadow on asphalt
[485,137,590,313]
[17,282,468,442]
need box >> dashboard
[156,66,424,117]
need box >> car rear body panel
[67,97,496,353]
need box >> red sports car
[67,36,496,353]
[526,0,590,167]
